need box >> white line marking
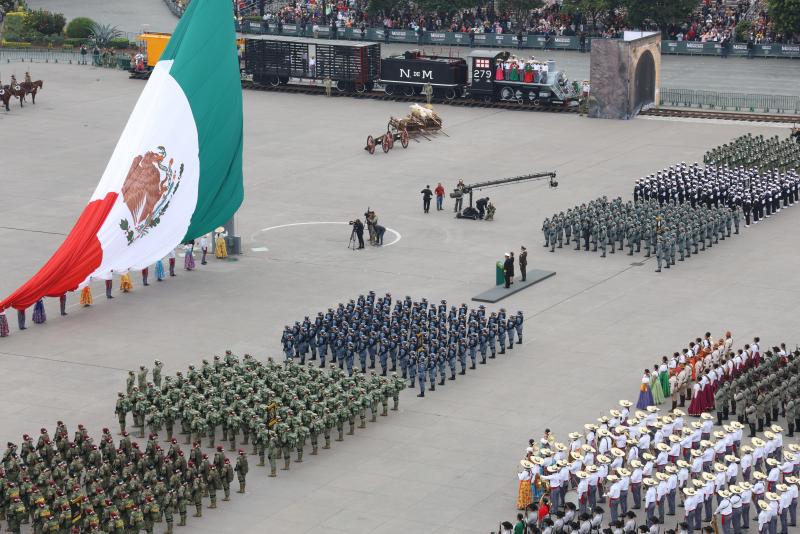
[251,247,269,252]
[256,221,402,247]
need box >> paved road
[1,64,799,534]
[25,0,177,34]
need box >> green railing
[660,88,800,114]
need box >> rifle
[710,515,720,534]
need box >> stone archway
[634,49,656,112]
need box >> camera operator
[476,196,489,219]
[365,210,378,245]
[453,179,466,213]
[350,218,365,249]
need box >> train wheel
[400,129,409,148]
[355,82,366,94]
[445,88,457,101]
[403,85,415,97]
[366,136,376,154]
[336,80,348,93]
[483,95,493,103]
[500,86,514,101]
[533,99,541,107]
[268,76,280,87]
[382,133,392,152]
[384,84,396,96]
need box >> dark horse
[0,86,10,111]
[7,82,26,107]
[21,80,44,104]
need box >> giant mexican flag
[0,0,243,311]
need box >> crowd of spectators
[168,0,798,44]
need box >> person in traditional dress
[120,273,133,293]
[660,357,671,397]
[168,249,177,277]
[141,268,150,286]
[0,310,9,337]
[688,380,704,416]
[184,241,196,271]
[155,258,166,281]
[200,235,209,265]
[518,460,534,509]
[32,299,46,324]
[59,293,67,316]
[638,370,655,409]
[651,365,665,405]
[215,227,228,259]
[80,287,93,307]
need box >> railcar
[242,35,381,93]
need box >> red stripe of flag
[0,192,118,311]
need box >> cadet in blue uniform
[407,351,417,388]
[469,333,478,369]
[416,354,426,397]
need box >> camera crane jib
[456,171,558,219]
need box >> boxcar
[243,35,380,92]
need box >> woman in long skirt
[0,311,9,337]
[184,242,196,271]
[659,357,670,397]
[688,381,703,416]
[80,286,93,307]
[650,364,665,405]
[155,259,165,281]
[215,229,228,259]
[637,370,655,409]
[517,461,533,510]
[120,273,133,292]
[32,299,46,324]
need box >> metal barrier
[660,88,800,114]
[0,48,132,69]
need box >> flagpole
[224,216,241,255]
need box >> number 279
[473,69,492,81]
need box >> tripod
[348,227,358,251]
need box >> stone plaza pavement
[1,63,799,533]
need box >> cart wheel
[387,133,395,150]
[382,133,392,152]
[366,135,375,154]
[400,129,409,148]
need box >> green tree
[768,0,800,39]
[25,8,65,35]
[65,16,96,38]
[366,0,405,17]
[414,0,475,17]
[562,0,613,30]
[497,0,543,29]
[623,0,697,35]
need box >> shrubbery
[65,16,96,39]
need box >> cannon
[364,122,410,154]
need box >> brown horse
[0,85,11,111]
[21,80,44,104]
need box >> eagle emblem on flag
[119,146,183,245]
